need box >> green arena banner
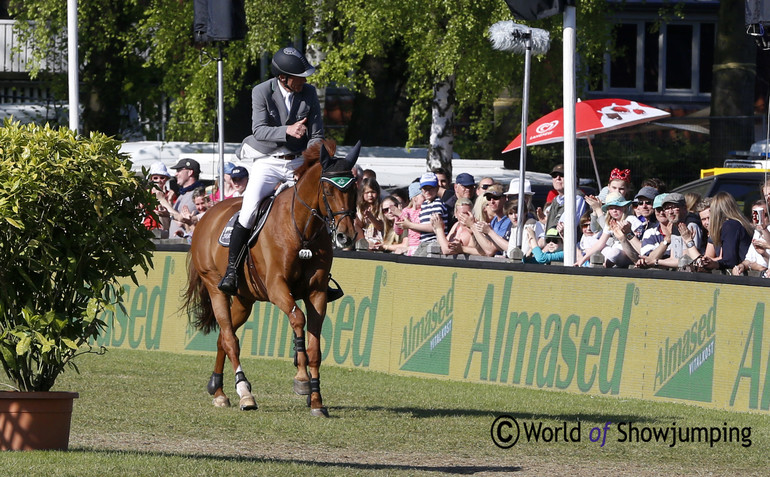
[94,251,770,414]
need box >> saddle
[218,182,293,247]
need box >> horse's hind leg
[211,293,258,410]
[208,336,231,407]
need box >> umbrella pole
[515,30,533,249]
[587,136,602,187]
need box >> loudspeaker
[193,0,247,44]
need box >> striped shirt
[418,198,447,243]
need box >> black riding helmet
[271,47,316,78]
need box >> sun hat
[601,191,632,211]
[148,161,170,178]
[505,178,534,196]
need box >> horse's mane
[294,139,337,179]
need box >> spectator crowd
[144,156,770,279]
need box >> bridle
[290,168,356,252]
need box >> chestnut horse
[183,140,359,417]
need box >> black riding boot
[218,222,250,295]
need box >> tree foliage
[9,0,613,156]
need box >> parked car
[672,171,768,217]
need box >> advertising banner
[96,251,770,413]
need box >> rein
[290,170,355,257]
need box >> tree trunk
[427,75,455,175]
[710,0,756,164]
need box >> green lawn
[0,348,767,476]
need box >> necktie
[285,93,293,115]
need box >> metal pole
[562,6,577,266]
[67,0,79,133]
[515,30,532,248]
[217,43,225,199]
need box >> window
[596,19,716,101]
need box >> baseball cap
[230,166,249,179]
[408,182,421,199]
[484,184,504,199]
[224,162,236,175]
[550,164,564,177]
[170,157,201,175]
[662,192,686,206]
[634,186,658,202]
[545,228,561,239]
[653,193,668,209]
[419,172,438,188]
[455,172,475,187]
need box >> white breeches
[238,151,304,229]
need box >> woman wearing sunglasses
[370,195,408,253]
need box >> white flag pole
[67,0,79,133]
[562,5,577,266]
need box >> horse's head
[319,141,360,249]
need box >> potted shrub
[0,121,156,450]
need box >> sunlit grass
[0,348,766,476]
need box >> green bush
[0,121,156,391]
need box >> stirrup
[327,274,344,302]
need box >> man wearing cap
[544,164,588,247]
[168,157,204,238]
[444,172,475,228]
[220,47,324,295]
[635,193,672,267]
[615,185,659,258]
[642,192,703,268]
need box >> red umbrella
[503,98,670,151]
[502,98,670,185]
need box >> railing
[0,19,65,74]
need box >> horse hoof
[310,407,329,418]
[239,396,258,411]
[212,395,231,408]
[294,378,311,395]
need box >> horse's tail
[182,253,218,335]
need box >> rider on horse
[219,47,325,296]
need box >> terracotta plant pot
[0,391,78,450]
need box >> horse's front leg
[267,281,313,397]
[304,288,329,417]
